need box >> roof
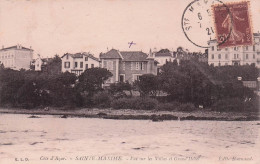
[100,49,149,61]
[154,52,172,57]
[70,53,83,58]
[0,45,33,51]
[120,51,148,61]
[100,49,121,59]
[42,58,52,62]
[62,52,99,61]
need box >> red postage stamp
[212,1,253,48]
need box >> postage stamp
[182,0,231,48]
[212,1,254,48]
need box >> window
[103,61,107,68]
[85,57,88,61]
[253,45,255,51]
[211,46,214,51]
[119,74,125,82]
[211,54,214,59]
[234,54,236,59]
[64,62,70,68]
[122,62,125,70]
[246,54,248,59]
[253,54,255,59]
[135,62,145,70]
[246,46,248,50]
[131,62,134,70]
[218,63,221,66]
[80,62,83,68]
[91,64,94,68]
[234,47,237,50]
[225,54,228,59]
[140,62,144,70]
[133,74,141,82]
[107,61,113,70]
[104,61,113,70]
[136,62,140,70]
[218,54,221,59]
[66,55,69,59]
[225,48,228,51]
[237,54,239,58]
[74,62,78,68]
[85,64,88,69]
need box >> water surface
[0,114,259,164]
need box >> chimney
[149,48,153,58]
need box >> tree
[45,54,62,75]
[134,74,159,97]
[0,68,25,106]
[46,72,78,107]
[76,68,112,105]
[109,81,132,98]
[160,60,215,106]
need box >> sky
[0,0,260,58]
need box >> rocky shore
[0,108,259,121]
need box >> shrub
[157,101,180,111]
[211,98,243,112]
[138,98,158,110]
[177,103,197,112]
[212,98,259,112]
[111,97,158,110]
[111,98,134,109]
[244,98,259,112]
[92,91,112,108]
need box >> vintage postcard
[0,0,259,164]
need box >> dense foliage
[0,58,258,112]
[0,67,111,108]
[157,60,258,108]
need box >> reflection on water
[0,114,259,164]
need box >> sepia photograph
[0,0,259,163]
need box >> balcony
[231,58,241,62]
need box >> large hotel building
[208,33,260,68]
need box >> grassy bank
[0,107,259,121]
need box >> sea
[0,113,259,164]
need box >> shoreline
[0,108,259,121]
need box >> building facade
[100,49,158,86]
[149,49,175,67]
[30,54,52,71]
[208,33,260,67]
[61,52,99,75]
[150,47,207,68]
[0,44,33,70]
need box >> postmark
[182,0,232,48]
[212,1,253,48]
